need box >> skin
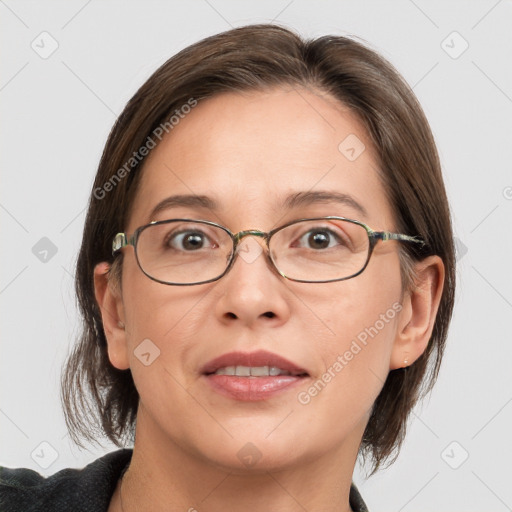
[94,86,444,512]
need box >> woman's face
[112,87,408,470]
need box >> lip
[201,350,309,402]
[204,375,306,401]
[201,350,308,376]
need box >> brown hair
[62,23,455,474]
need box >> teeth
[237,366,251,377]
[213,365,292,377]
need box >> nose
[214,235,291,328]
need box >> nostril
[263,311,275,318]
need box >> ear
[94,261,130,370]
[389,255,445,370]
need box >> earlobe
[389,255,445,370]
[93,261,130,370]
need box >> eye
[295,228,346,250]
[166,229,217,251]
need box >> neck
[111,408,363,512]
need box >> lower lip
[203,374,306,401]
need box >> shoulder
[0,448,132,512]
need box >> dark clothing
[0,449,368,511]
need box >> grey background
[1,1,512,510]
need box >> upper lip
[201,350,309,376]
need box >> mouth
[201,350,309,401]
[209,365,308,377]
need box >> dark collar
[1,449,368,511]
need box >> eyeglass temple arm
[112,233,128,255]
[371,231,425,246]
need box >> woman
[0,24,455,511]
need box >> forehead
[128,87,394,231]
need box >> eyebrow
[283,191,368,219]
[148,190,368,221]
[149,194,218,220]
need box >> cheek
[299,255,403,402]
[293,289,401,445]
[120,272,210,430]
[305,252,403,344]
[122,254,193,335]
[120,257,206,376]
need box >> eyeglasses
[112,217,424,285]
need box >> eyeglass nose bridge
[232,229,271,255]
[233,229,269,244]
[227,229,283,278]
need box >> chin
[192,424,309,473]
[204,443,304,475]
